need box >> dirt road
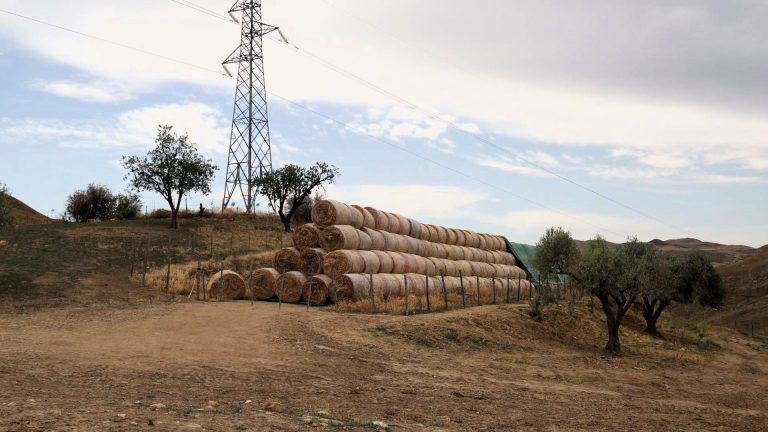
[1,301,766,431]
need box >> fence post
[142,239,148,289]
[459,270,466,307]
[307,279,313,311]
[404,274,409,316]
[248,262,254,306]
[517,274,521,302]
[279,274,285,310]
[425,274,431,312]
[492,273,496,305]
[219,261,224,302]
[196,261,202,301]
[476,275,481,306]
[506,275,510,304]
[441,273,448,311]
[369,273,376,314]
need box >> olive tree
[532,227,580,282]
[639,251,724,338]
[251,163,339,232]
[122,125,217,229]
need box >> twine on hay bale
[292,223,322,250]
[206,270,246,300]
[300,248,327,276]
[304,274,332,305]
[251,268,280,300]
[273,247,301,273]
[276,271,308,303]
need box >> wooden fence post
[404,274,409,316]
[142,240,148,289]
[196,261,202,301]
[459,271,466,307]
[441,273,448,311]
[492,273,496,305]
[425,274,431,312]
[476,275,481,306]
[369,273,376,314]
[219,261,224,302]
[279,274,285,310]
[506,275,511,304]
[248,263,254,306]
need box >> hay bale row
[333,273,533,302]
[319,226,515,265]
[322,249,525,279]
[311,199,506,250]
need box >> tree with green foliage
[122,125,217,229]
[251,163,339,232]
[65,184,117,222]
[639,251,724,338]
[533,226,580,286]
[0,182,14,230]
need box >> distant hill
[650,238,755,265]
[6,194,50,225]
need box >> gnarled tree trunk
[642,297,669,338]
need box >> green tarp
[503,238,568,287]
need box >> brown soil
[1,300,766,431]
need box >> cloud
[472,151,560,177]
[0,102,230,154]
[346,106,451,141]
[326,184,491,220]
[30,79,136,103]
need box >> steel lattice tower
[222,0,278,213]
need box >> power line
[0,8,226,77]
[168,0,234,23]
[263,36,695,237]
[0,7,636,238]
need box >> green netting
[503,237,568,286]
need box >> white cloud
[326,184,490,220]
[472,155,554,177]
[346,106,451,142]
[31,79,136,103]
[0,102,229,154]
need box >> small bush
[65,184,116,222]
[148,208,172,219]
[0,182,14,230]
[115,193,142,220]
[290,191,324,226]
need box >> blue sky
[1,0,767,246]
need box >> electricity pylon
[221,0,279,213]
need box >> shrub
[0,182,14,230]
[148,209,172,219]
[115,193,142,220]
[65,184,117,222]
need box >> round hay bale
[470,261,495,278]
[323,250,365,277]
[320,225,361,251]
[206,270,246,300]
[403,273,427,296]
[250,268,279,300]
[446,228,458,245]
[465,231,481,248]
[429,257,448,276]
[477,233,489,250]
[312,200,353,227]
[357,229,373,250]
[273,247,301,273]
[403,236,421,255]
[423,257,438,276]
[385,212,401,234]
[418,223,431,241]
[455,229,467,247]
[304,274,332,305]
[292,223,322,250]
[372,250,394,273]
[425,224,439,242]
[392,214,411,235]
[387,252,407,274]
[436,226,450,243]
[456,260,474,278]
[352,205,376,229]
[275,271,307,303]
[300,248,327,276]
[363,227,386,250]
[366,206,390,231]
[334,274,401,302]
[408,218,423,239]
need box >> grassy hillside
[0,215,291,312]
[6,194,50,225]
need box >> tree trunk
[171,209,179,229]
[282,219,291,233]
[642,299,668,338]
[605,321,621,354]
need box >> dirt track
[1,301,766,431]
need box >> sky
[0,0,766,246]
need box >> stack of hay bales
[243,199,531,306]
